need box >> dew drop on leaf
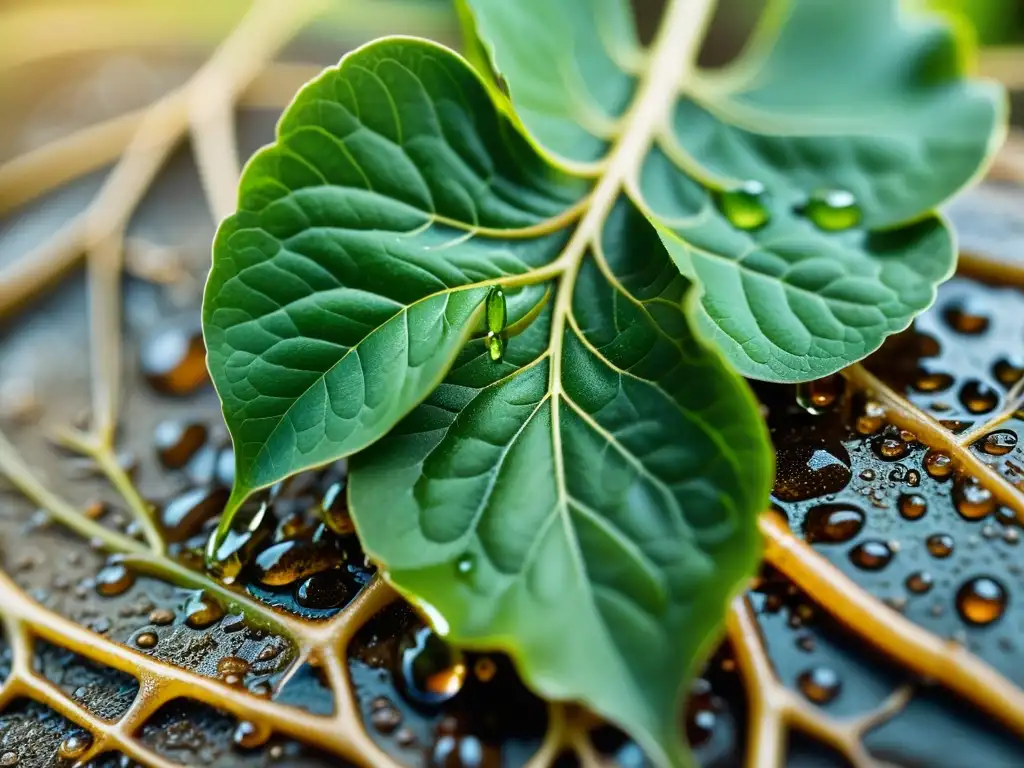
[716,180,770,230]
[485,331,504,363]
[455,553,475,577]
[898,493,928,521]
[397,626,468,708]
[848,540,892,571]
[906,571,934,594]
[803,504,864,544]
[485,286,507,334]
[981,431,1018,457]
[803,188,861,231]
[956,576,1007,626]
[797,666,841,704]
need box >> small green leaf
[463,0,1005,379]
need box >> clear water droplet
[397,627,467,708]
[717,180,770,230]
[804,188,861,231]
[455,553,475,577]
[956,576,1007,626]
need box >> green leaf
[463,0,1005,379]
[349,197,771,768]
[203,31,771,767]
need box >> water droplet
[859,469,876,481]
[873,425,911,461]
[233,720,271,750]
[430,733,495,768]
[134,631,158,649]
[855,401,886,435]
[161,487,229,543]
[217,656,251,685]
[473,657,497,683]
[485,287,507,334]
[140,323,208,395]
[803,504,864,544]
[153,420,208,469]
[797,666,841,704]
[685,699,717,748]
[205,499,275,583]
[981,431,1018,457]
[848,540,892,571]
[960,380,999,415]
[804,188,861,231]
[485,331,504,363]
[253,540,338,588]
[717,180,770,230]
[906,571,934,594]
[943,303,990,335]
[184,591,224,629]
[954,475,996,520]
[397,627,468,708]
[927,533,954,558]
[94,559,135,597]
[796,376,843,415]
[773,443,852,502]
[0,751,17,767]
[58,732,92,760]
[455,553,475,577]
[320,481,353,535]
[914,368,954,393]
[993,357,1024,388]
[370,704,403,734]
[924,450,954,480]
[956,576,1007,626]
[905,469,921,487]
[899,493,928,520]
[149,608,175,626]
[296,572,349,610]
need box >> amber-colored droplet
[160,486,229,543]
[149,607,175,626]
[796,376,843,414]
[253,540,338,588]
[914,369,954,393]
[848,540,892,571]
[184,591,224,629]
[905,469,921,487]
[960,380,999,415]
[898,493,928,521]
[953,475,996,520]
[797,666,841,704]
[397,627,468,707]
[296,572,349,610]
[924,450,954,480]
[205,499,274,583]
[873,425,910,461]
[927,533,954,559]
[906,571,933,594]
[217,656,251,683]
[473,657,497,683]
[58,732,92,760]
[803,504,864,544]
[855,401,887,435]
[153,419,208,469]
[980,431,1018,457]
[943,303,990,335]
[233,720,271,749]
[140,324,208,395]
[956,576,1007,626]
[94,559,136,597]
[135,631,158,649]
[993,358,1024,388]
[320,480,354,535]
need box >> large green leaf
[464,0,1005,379]
[203,32,771,767]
